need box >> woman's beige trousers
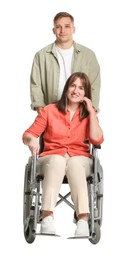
[37,154,92,216]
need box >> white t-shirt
[56,45,74,99]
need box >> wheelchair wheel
[24,218,36,243]
[23,162,36,243]
[97,164,103,226]
[97,196,103,226]
[89,222,101,244]
[23,163,31,224]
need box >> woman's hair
[53,12,74,24]
[56,72,92,120]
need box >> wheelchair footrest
[37,233,60,237]
[67,235,89,239]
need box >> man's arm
[89,53,101,113]
[30,53,46,110]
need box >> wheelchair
[23,144,103,244]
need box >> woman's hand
[82,97,95,114]
[23,134,40,156]
[28,137,40,156]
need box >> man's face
[53,17,75,44]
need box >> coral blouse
[23,104,103,157]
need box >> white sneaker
[40,216,56,235]
[75,220,89,237]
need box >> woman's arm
[89,109,103,141]
[22,107,48,155]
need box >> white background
[0,0,125,258]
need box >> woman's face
[67,78,85,104]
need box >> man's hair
[53,12,74,24]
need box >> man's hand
[35,107,43,114]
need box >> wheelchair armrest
[91,144,101,158]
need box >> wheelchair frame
[23,145,103,244]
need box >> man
[30,12,101,112]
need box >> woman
[22,72,104,237]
